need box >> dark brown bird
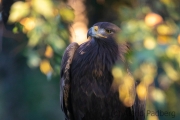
[60,22,145,120]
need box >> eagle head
[87,22,120,40]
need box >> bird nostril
[94,26,98,32]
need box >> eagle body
[60,22,145,120]
[70,39,133,120]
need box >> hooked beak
[87,26,107,39]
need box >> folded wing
[60,42,79,120]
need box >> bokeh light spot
[151,88,165,104]
[27,54,41,68]
[144,37,156,50]
[145,13,163,27]
[70,22,88,44]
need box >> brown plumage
[60,22,145,120]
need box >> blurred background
[0,0,180,120]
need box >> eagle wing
[60,42,79,120]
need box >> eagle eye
[105,29,112,34]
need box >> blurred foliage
[8,0,74,79]
[116,0,180,119]
[4,0,180,120]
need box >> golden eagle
[60,22,145,120]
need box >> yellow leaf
[157,24,169,35]
[163,62,179,81]
[40,60,53,75]
[147,115,159,120]
[45,45,53,58]
[119,74,135,107]
[111,67,123,91]
[157,24,175,35]
[32,0,53,18]
[178,34,180,44]
[166,45,180,59]
[112,67,123,79]
[136,82,147,101]
[20,17,36,32]
[157,35,171,44]
[59,7,75,22]
[8,1,30,23]
[142,75,154,86]
[161,0,173,5]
